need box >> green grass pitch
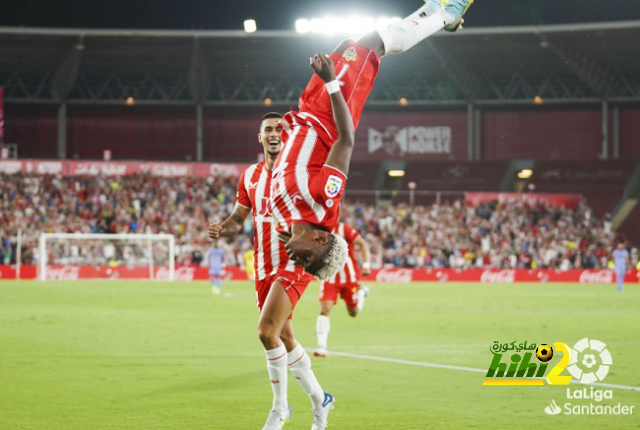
[1,280,638,429]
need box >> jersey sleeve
[235,169,251,209]
[309,164,347,206]
[342,223,360,243]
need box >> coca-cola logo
[579,270,614,284]
[480,270,516,284]
[46,266,80,280]
[376,269,413,283]
[155,266,195,281]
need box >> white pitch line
[327,350,640,392]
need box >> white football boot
[262,405,292,430]
[311,393,335,430]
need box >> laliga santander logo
[46,266,80,280]
[155,266,196,281]
[579,270,614,284]
[376,269,413,283]
[481,270,516,284]
[567,338,612,383]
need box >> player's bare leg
[279,319,297,352]
[347,305,358,318]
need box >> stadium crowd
[1,173,638,270]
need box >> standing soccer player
[259,1,474,428]
[612,242,630,293]
[207,241,225,295]
[209,113,326,430]
[315,222,371,357]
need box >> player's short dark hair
[260,112,283,128]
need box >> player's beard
[266,140,281,157]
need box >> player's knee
[347,307,358,318]
[257,323,280,348]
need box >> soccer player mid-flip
[214,1,474,429]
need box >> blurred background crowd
[1,173,637,271]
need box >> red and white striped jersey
[269,41,380,235]
[236,161,297,281]
[270,114,347,234]
[327,222,361,284]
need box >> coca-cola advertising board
[1,266,637,284]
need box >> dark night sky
[3,0,640,30]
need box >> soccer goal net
[38,233,175,281]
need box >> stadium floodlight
[388,170,406,177]
[295,19,310,34]
[244,19,257,33]
[38,233,176,281]
[517,169,534,179]
[295,16,402,36]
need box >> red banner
[1,265,637,284]
[0,160,249,178]
[465,192,583,208]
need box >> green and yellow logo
[483,341,573,386]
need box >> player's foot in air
[311,393,335,430]
[262,405,292,430]
[313,348,329,358]
[423,0,474,31]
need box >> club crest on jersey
[342,47,357,62]
[325,175,343,198]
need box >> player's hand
[208,222,222,239]
[310,53,336,83]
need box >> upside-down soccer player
[216,1,474,428]
[314,222,372,357]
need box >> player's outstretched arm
[354,235,372,275]
[208,204,250,239]
[310,53,355,175]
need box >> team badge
[326,199,334,208]
[342,47,357,62]
[325,175,343,198]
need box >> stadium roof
[2,21,640,107]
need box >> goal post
[38,233,175,281]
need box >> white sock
[316,315,330,350]
[288,343,325,407]
[377,4,453,55]
[356,289,366,312]
[265,344,288,412]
